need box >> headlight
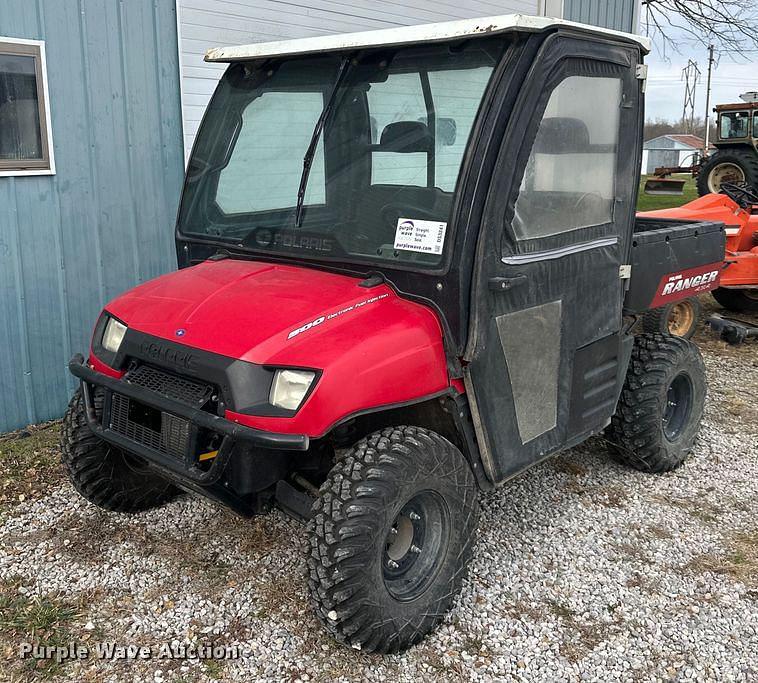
[269,369,316,411]
[102,317,127,354]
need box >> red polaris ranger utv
[63,16,725,653]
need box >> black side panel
[624,218,725,313]
[568,332,633,438]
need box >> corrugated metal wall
[563,0,637,33]
[177,0,540,154]
[0,0,184,432]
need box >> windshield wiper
[295,55,351,227]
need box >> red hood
[105,260,436,366]
[99,259,450,437]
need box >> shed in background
[642,134,709,174]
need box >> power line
[704,45,715,150]
[681,60,701,133]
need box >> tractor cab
[697,101,758,195]
[715,104,757,144]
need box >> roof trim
[204,14,651,63]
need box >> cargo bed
[624,218,725,314]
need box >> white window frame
[0,36,55,177]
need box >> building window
[0,38,54,175]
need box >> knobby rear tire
[607,333,706,473]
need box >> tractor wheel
[61,388,180,512]
[306,426,478,653]
[607,333,706,473]
[712,286,758,312]
[641,297,701,339]
[697,150,758,196]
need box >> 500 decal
[287,294,390,340]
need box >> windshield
[178,40,502,269]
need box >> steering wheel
[719,182,758,209]
[573,191,604,210]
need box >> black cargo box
[624,218,725,314]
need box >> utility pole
[703,45,715,152]
[681,59,701,134]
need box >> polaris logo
[661,270,719,296]
[139,342,197,371]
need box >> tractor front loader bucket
[644,177,686,196]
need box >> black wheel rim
[662,372,693,441]
[382,491,449,602]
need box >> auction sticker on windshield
[394,218,447,255]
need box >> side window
[512,75,622,241]
[216,91,325,214]
[0,38,54,175]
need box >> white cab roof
[205,14,650,63]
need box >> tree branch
[641,0,758,56]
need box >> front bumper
[68,354,309,485]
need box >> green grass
[637,174,699,212]
[0,577,83,679]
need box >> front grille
[125,364,211,407]
[109,393,191,458]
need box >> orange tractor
[639,183,758,342]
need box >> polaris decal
[253,229,334,253]
[650,262,722,307]
[287,294,390,340]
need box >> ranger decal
[650,263,722,307]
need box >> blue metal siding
[564,0,637,33]
[0,0,184,432]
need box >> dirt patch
[649,493,726,524]
[545,599,613,663]
[684,528,758,589]
[0,422,62,514]
[551,457,589,477]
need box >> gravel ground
[1,297,756,682]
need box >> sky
[642,14,758,124]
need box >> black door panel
[465,36,643,484]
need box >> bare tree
[644,116,717,142]
[641,0,758,55]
